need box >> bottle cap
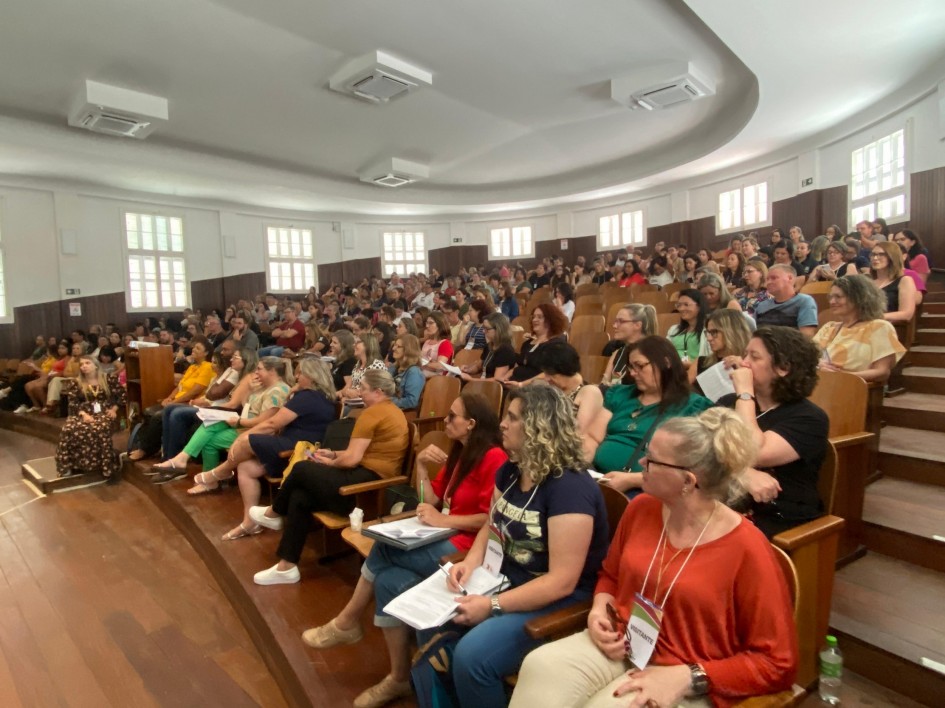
[826,635,837,646]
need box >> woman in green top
[590,336,711,496]
[665,288,709,372]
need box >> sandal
[128,449,146,461]
[221,523,263,541]
[187,471,222,496]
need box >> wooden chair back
[414,429,453,480]
[660,282,685,297]
[800,281,833,295]
[629,283,658,296]
[570,315,605,338]
[511,315,530,331]
[461,379,504,416]
[656,313,682,337]
[605,301,630,330]
[818,441,838,515]
[580,355,610,386]
[633,291,672,313]
[452,348,483,370]
[573,301,604,319]
[602,289,631,314]
[575,283,600,298]
[817,310,841,328]
[771,545,800,618]
[572,331,610,357]
[510,329,526,351]
[600,483,629,540]
[575,293,602,307]
[808,369,868,437]
[807,292,830,314]
[416,376,461,424]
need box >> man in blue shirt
[753,265,818,337]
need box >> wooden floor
[0,428,287,707]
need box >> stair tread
[910,345,945,353]
[917,328,945,333]
[832,553,945,668]
[882,392,945,412]
[902,366,945,378]
[864,478,945,540]
[879,426,945,463]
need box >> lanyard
[640,503,717,608]
[490,472,541,539]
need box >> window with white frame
[850,128,907,226]
[598,209,645,249]
[718,181,769,233]
[123,212,189,310]
[266,226,316,292]
[382,231,427,277]
[489,226,533,260]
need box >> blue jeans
[161,404,199,460]
[363,538,460,628]
[443,588,591,708]
[258,345,285,358]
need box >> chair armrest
[772,515,845,552]
[524,600,592,640]
[338,475,409,496]
[440,550,467,565]
[830,431,875,448]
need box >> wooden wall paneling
[59,291,127,335]
[688,216,720,251]
[342,256,382,284]
[222,272,266,306]
[190,277,226,318]
[317,262,346,290]
[536,234,597,269]
[647,223,689,252]
[819,186,848,236]
[905,166,945,269]
[772,190,822,239]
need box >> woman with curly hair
[443,384,610,707]
[723,325,828,537]
[506,302,568,384]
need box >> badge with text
[483,524,504,577]
[93,402,102,414]
[627,592,664,669]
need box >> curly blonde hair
[507,384,585,484]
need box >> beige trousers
[510,629,711,708]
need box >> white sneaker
[0,387,11,399]
[253,563,300,586]
[28,406,40,412]
[248,505,284,530]
[13,405,29,414]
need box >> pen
[419,478,424,504]
[439,564,467,595]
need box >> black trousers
[272,461,379,564]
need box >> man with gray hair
[204,315,228,352]
[753,265,818,337]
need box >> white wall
[1,83,944,322]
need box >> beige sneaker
[301,618,364,649]
[353,675,412,708]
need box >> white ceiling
[0,0,944,216]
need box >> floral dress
[55,374,126,478]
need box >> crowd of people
[0,218,930,707]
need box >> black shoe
[152,467,187,485]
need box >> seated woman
[696,272,742,314]
[813,275,905,383]
[460,312,517,384]
[388,334,425,411]
[55,356,126,480]
[506,303,568,384]
[601,304,657,387]
[895,229,931,285]
[41,341,84,416]
[666,288,709,367]
[617,260,646,288]
[724,326,828,537]
[153,355,287,492]
[128,337,214,461]
[869,241,918,325]
[695,309,752,384]
[677,254,699,284]
[590,336,711,495]
[723,251,746,289]
[511,409,797,708]
[300,392,507,707]
[732,258,771,316]
[339,332,387,405]
[498,282,520,321]
[420,311,455,377]
[245,369,409,581]
[540,341,605,462]
[458,300,494,351]
[554,282,575,322]
[6,341,60,414]
[430,385,610,707]
[809,241,858,282]
[327,329,358,394]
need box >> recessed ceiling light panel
[611,61,715,111]
[359,157,429,187]
[329,50,432,104]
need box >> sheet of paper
[587,469,604,481]
[440,363,463,377]
[695,361,736,402]
[195,408,239,427]
[383,565,507,630]
[368,516,447,539]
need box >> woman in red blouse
[512,408,798,708]
[301,392,506,708]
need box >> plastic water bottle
[819,635,842,704]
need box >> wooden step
[830,553,945,706]
[878,426,945,487]
[902,366,945,395]
[921,313,945,325]
[908,345,945,368]
[882,392,945,432]
[916,329,945,346]
[862,478,945,572]
[21,456,108,494]
[923,302,945,315]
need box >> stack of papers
[362,516,457,550]
[195,408,239,427]
[383,564,509,630]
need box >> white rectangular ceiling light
[329,50,432,104]
[358,157,429,187]
[611,61,715,111]
[67,80,168,139]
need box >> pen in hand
[439,564,467,596]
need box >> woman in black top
[506,303,568,384]
[460,312,517,383]
[328,329,357,393]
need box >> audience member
[506,303,568,384]
[869,241,918,324]
[460,312,517,383]
[601,304,658,386]
[754,265,818,336]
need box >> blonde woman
[601,304,658,386]
[696,272,742,314]
[55,356,126,479]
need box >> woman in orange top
[512,408,797,708]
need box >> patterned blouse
[812,319,906,372]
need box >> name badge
[93,402,102,414]
[483,524,504,577]
[441,503,451,516]
[464,341,475,350]
[627,592,663,669]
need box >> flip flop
[221,523,263,541]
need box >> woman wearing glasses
[301,392,507,708]
[460,312,517,383]
[590,336,711,496]
[813,275,905,383]
[869,241,917,325]
[511,408,797,708]
[420,311,456,377]
[694,309,753,385]
[732,258,771,317]
[388,333,425,411]
[600,304,658,387]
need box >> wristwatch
[736,392,755,402]
[688,663,709,696]
[490,595,504,617]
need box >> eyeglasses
[629,360,651,373]
[612,317,636,325]
[705,328,722,338]
[870,252,888,259]
[641,447,693,476]
[482,326,494,332]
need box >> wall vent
[329,50,432,104]
[611,61,715,111]
[68,80,168,139]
